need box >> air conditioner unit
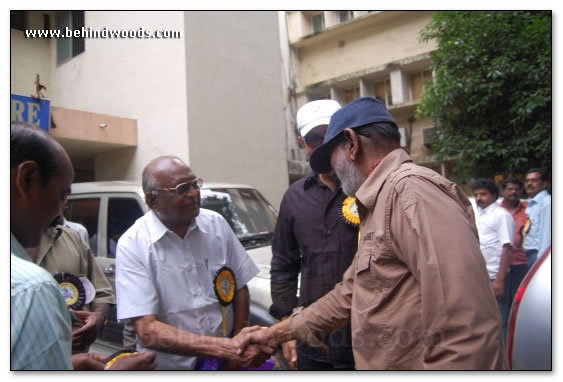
[398,127,407,147]
[422,127,436,146]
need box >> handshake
[228,325,282,369]
[230,320,312,370]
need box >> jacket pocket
[353,249,384,312]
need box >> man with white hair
[239,97,507,370]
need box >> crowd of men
[10,96,551,370]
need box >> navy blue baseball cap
[310,97,398,173]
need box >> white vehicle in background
[65,181,279,346]
[507,247,551,370]
[468,196,551,369]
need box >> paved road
[89,339,122,357]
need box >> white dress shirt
[475,202,515,279]
[116,208,259,370]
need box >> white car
[507,247,551,370]
[65,181,279,345]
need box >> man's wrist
[93,311,106,332]
[270,319,292,346]
[212,336,236,360]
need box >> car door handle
[104,267,115,275]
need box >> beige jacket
[35,226,115,307]
[289,149,507,370]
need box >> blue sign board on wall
[11,94,51,132]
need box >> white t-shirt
[475,202,515,279]
[116,208,259,370]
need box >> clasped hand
[227,326,275,368]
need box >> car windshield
[200,188,277,249]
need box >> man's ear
[13,161,41,198]
[342,128,361,161]
[297,136,305,149]
[145,191,157,210]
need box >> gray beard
[333,149,366,197]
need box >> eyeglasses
[157,179,203,195]
[303,132,325,148]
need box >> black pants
[297,352,355,371]
[509,264,529,306]
[526,249,539,271]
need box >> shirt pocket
[156,263,195,314]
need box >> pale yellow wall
[184,11,288,208]
[287,11,309,42]
[45,11,189,181]
[295,11,436,88]
[284,11,439,175]
[11,29,51,97]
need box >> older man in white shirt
[116,156,272,370]
[471,178,515,337]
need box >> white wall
[47,11,189,181]
[184,11,288,208]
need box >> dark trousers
[297,350,355,371]
[492,275,511,341]
[509,264,529,305]
[526,249,539,271]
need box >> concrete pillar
[330,86,344,105]
[390,69,409,104]
[359,78,371,98]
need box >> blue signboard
[11,94,51,132]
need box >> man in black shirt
[270,100,357,370]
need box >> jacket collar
[355,148,413,211]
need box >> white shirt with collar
[475,201,515,280]
[116,208,259,370]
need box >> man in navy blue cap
[237,97,507,370]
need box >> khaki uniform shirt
[289,149,507,370]
[35,226,115,307]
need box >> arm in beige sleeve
[287,254,356,349]
[390,179,506,369]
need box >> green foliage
[417,11,551,180]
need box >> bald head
[142,156,200,236]
[142,156,189,195]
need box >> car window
[65,198,100,255]
[107,197,144,258]
[201,188,277,239]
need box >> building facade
[11,11,289,208]
[282,11,456,181]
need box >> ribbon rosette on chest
[214,266,237,306]
[53,272,87,310]
[213,266,237,337]
[340,196,360,227]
